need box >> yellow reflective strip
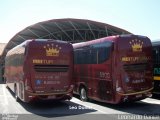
[117,87,153,96]
[26,90,72,96]
[154,76,160,81]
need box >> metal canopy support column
[18,35,26,40]
[54,22,73,41]
[105,26,109,36]
[69,21,85,41]
[107,28,117,35]
[39,24,59,40]
[10,41,18,46]
[4,49,9,55]
[87,22,96,40]
[85,31,87,40]
[72,30,75,41]
[28,29,41,38]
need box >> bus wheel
[14,86,19,102]
[80,87,88,101]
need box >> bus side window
[153,47,160,65]
[92,42,112,64]
[97,47,107,63]
[153,49,156,64]
[74,50,79,64]
[74,47,95,64]
[74,42,112,64]
[158,48,160,65]
[83,47,97,64]
[90,49,97,64]
[74,49,86,64]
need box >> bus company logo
[129,39,143,52]
[35,79,42,85]
[44,44,61,56]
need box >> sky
[0,0,160,43]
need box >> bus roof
[73,34,148,49]
[72,36,116,49]
[152,41,160,46]
[7,39,71,54]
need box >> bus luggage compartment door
[98,80,113,101]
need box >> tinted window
[74,41,112,64]
[5,45,26,66]
[153,46,160,65]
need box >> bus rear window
[74,41,113,64]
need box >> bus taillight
[68,85,74,91]
[25,79,33,92]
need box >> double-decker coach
[4,39,74,102]
[73,35,153,104]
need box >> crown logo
[129,39,143,52]
[44,44,61,56]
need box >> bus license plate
[136,94,142,98]
[48,95,56,99]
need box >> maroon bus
[73,35,153,104]
[4,39,74,102]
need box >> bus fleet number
[99,72,110,79]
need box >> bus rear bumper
[117,88,153,103]
[24,89,73,102]
[122,92,152,102]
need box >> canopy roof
[1,18,131,63]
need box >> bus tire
[80,87,88,102]
[6,84,9,89]
[14,85,19,102]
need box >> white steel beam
[28,29,40,38]
[54,22,73,41]
[39,24,59,39]
[69,21,85,41]
[87,22,96,39]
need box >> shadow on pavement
[7,87,97,118]
[89,99,160,115]
[20,100,97,117]
[74,95,160,115]
[152,94,160,100]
